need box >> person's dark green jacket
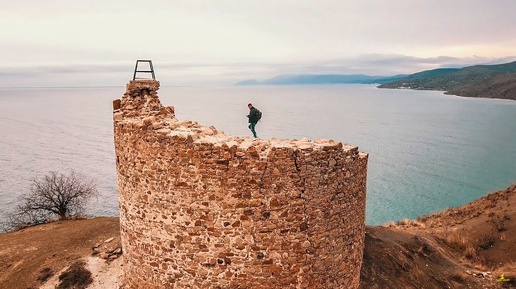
[248,107,260,123]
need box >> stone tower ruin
[113,80,368,288]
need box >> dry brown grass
[398,218,411,226]
[437,228,496,268]
[392,218,426,228]
[450,271,469,282]
[439,227,468,250]
[411,220,426,228]
[496,261,516,276]
[464,245,478,260]
[381,221,397,228]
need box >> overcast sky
[1,0,516,87]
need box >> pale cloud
[1,0,515,86]
[4,54,516,87]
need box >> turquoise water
[0,85,515,225]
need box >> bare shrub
[398,218,411,226]
[37,267,53,283]
[4,171,97,231]
[490,214,510,232]
[477,234,495,251]
[57,261,93,289]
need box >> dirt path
[39,256,123,289]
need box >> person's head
[248,103,253,109]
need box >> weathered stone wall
[113,80,368,288]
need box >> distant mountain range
[236,74,406,86]
[378,61,516,100]
[236,61,516,100]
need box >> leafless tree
[4,171,98,231]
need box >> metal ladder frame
[133,60,155,80]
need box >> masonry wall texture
[113,80,369,289]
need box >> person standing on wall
[247,103,262,140]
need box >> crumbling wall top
[113,80,368,159]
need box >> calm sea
[0,84,515,225]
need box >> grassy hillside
[360,184,516,288]
[379,61,516,100]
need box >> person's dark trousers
[248,122,257,138]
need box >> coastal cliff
[379,61,516,100]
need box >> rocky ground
[0,185,515,289]
[0,217,122,289]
